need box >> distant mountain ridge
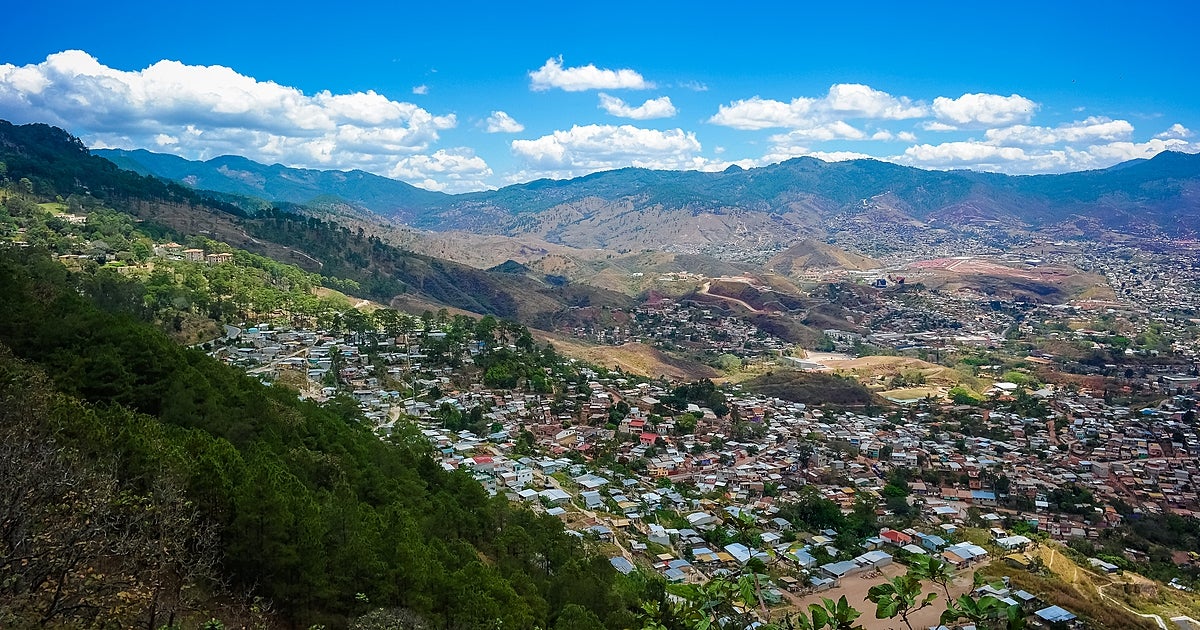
[97,147,447,211]
[0,121,630,321]
[95,146,1200,256]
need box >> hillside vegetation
[0,248,646,629]
[741,371,879,406]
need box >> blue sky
[1,1,1197,192]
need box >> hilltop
[0,121,633,322]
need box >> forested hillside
[0,248,647,628]
[0,120,657,628]
[0,119,633,321]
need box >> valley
[5,121,1200,630]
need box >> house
[1034,605,1078,627]
[724,543,765,565]
[499,464,533,488]
[580,490,605,510]
[931,505,960,520]
[855,550,893,569]
[971,489,998,506]
[686,512,717,528]
[585,525,613,541]
[182,248,205,262]
[610,557,635,575]
[943,543,988,567]
[663,568,687,583]
[918,533,948,552]
[880,529,913,546]
[539,488,571,505]
[996,535,1032,551]
[205,252,233,264]
[820,560,863,579]
[789,548,818,568]
[809,576,836,591]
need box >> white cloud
[1084,138,1197,163]
[901,142,1038,169]
[510,124,702,178]
[0,50,461,184]
[387,148,493,193]
[896,137,1199,174]
[984,117,1133,146]
[412,84,429,95]
[870,129,916,143]
[529,56,652,92]
[709,83,926,130]
[922,121,959,132]
[823,83,926,119]
[804,150,877,163]
[767,121,866,143]
[932,92,1038,126]
[484,110,524,133]
[1156,123,1193,139]
[598,93,677,120]
[709,96,816,130]
[677,80,708,92]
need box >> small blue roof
[1035,605,1076,623]
[821,560,860,577]
[664,568,687,581]
[610,556,635,574]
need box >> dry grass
[540,336,719,381]
[974,543,1161,630]
[823,355,968,387]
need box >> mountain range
[98,147,1200,258]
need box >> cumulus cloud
[0,50,462,184]
[412,84,429,95]
[823,83,926,119]
[984,117,1133,146]
[709,83,926,130]
[1085,138,1197,163]
[922,121,959,132]
[1156,123,1193,139]
[767,121,866,143]
[510,124,703,178]
[895,137,1199,174]
[803,150,877,163]
[387,148,493,193]
[709,96,816,130]
[901,142,1040,169]
[484,110,525,133]
[932,92,1038,126]
[870,129,917,142]
[529,56,652,92]
[597,93,677,120]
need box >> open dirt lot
[783,562,973,630]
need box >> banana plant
[776,595,865,630]
[907,554,954,600]
[940,593,1026,630]
[866,574,938,630]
